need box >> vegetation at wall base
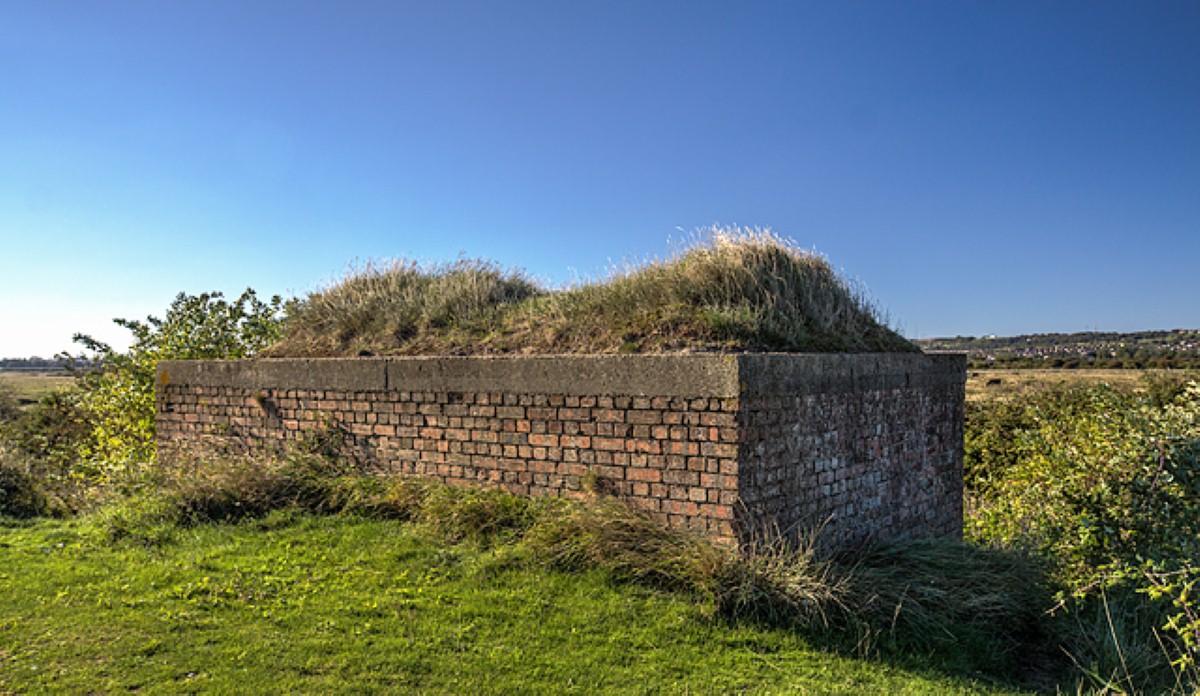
[268,227,915,357]
[1,445,1049,695]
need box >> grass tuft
[268,227,914,356]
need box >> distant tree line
[915,329,1200,370]
[0,357,71,371]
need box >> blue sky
[2,1,1197,358]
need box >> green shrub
[0,389,93,478]
[87,492,182,546]
[0,448,48,518]
[966,380,1200,691]
[0,387,20,423]
[67,289,284,482]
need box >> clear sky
[2,1,1197,358]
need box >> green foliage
[67,289,284,481]
[524,496,732,598]
[0,389,92,476]
[0,387,20,422]
[415,483,542,544]
[270,228,914,356]
[966,380,1200,691]
[0,449,48,518]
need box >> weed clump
[0,449,49,519]
[269,228,915,356]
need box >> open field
[0,370,73,406]
[0,514,1024,695]
[965,367,1196,402]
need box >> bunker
[156,351,965,549]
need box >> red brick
[626,410,662,425]
[528,433,559,447]
[663,470,699,486]
[559,434,592,451]
[667,441,699,456]
[627,468,662,483]
[560,407,591,421]
[596,409,626,423]
[627,439,661,455]
[593,437,625,452]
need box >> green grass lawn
[0,513,1028,695]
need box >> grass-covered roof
[266,228,916,357]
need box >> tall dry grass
[268,228,914,356]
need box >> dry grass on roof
[265,227,917,357]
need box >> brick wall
[156,353,964,548]
[735,355,964,548]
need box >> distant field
[965,368,1195,402]
[0,370,74,406]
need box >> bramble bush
[966,379,1200,691]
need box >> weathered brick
[158,355,964,552]
[627,468,662,483]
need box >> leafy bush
[966,380,1200,691]
[0,388,20,423]
[0,390,93,478]
[66,289,284,482]
[0,448,48,518]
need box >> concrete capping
[157,359,387,393]
[158,355,741,398]
[736,352,966,396]
[156,352,964,398]
[383,355,742,397]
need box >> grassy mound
[268,228,916,357]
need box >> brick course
[156,353,964,548]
